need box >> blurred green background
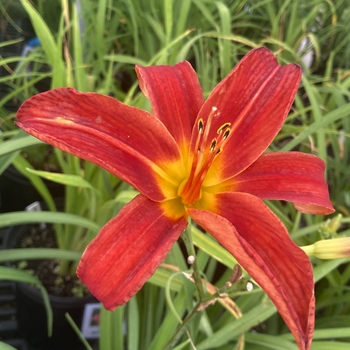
[1,0,350,349]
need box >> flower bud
[187,255,195,265]
[318,214,342,239]
[301,237,350,259]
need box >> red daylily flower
[16,47,334,350]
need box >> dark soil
[12,224,87,298]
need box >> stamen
[217,122,231,134]
[210,139,217,153]
[201,107,217,150]
[223,128,230,140]
[198,119,204,134]
[179,106,232,206]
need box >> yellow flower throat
[156,107,231,218]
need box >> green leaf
[197,302,277,350]
[65,313,93,350]
[148,287,188,350]
[99,306,124,350]
[281,103,350,152]
[0,38,23,48]
[314,258,349,282]
[0,342,18,350]
[245,333,298,350]
[311,341,350,350]
[281,327,350,340]
[0,249,81,262]
[0,266,52,336]
[72,1,87,92]
[216,1,231,78]
[26,168,94,188]
[147,268,183,292]
[0,133,43,156]
[191,226,236,268]
[104,54,147,66]
[19,0,65,87]
[0,211,100,232]
[127,297,140,350]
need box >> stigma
[178,107,230,206]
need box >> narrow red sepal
[136,61,204,147]
[77,194,187,310]
[233,152,334,215]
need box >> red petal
[188,192,314,350]
[195,47,301,183]
[16,88,181,201]
[232,152,334,215]
[136,61,204,147]
[77,194,187,310]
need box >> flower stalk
[181,219,205,301]
[164,264,249,349]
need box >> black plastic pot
[0,165,64,213]
[5,224,99,350]
[15,282,97,350]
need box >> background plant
[1,0,350,349]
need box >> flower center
[178,107,231,206]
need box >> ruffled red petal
[16,88,181,201]
[194,47,302,185]
[188,192,314,350]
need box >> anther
[223,128,230,140]
[217,122,231,134]
[210,139,217,152]
[198,119,204,134]
[201,107,218,148]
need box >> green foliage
[1,0,350,349]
